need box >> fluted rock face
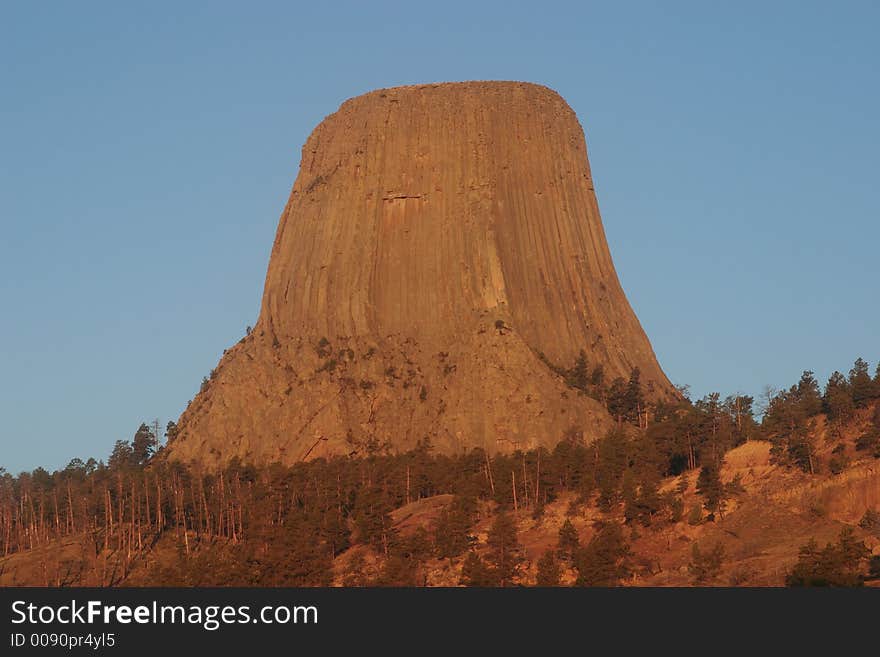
[166,81,674,467]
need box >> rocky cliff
[165,81,674,467]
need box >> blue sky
[1,1,878,473]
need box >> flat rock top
[338,79,570,109]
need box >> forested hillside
[2,358,878,586]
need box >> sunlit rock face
[166,81,674,468]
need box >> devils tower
[165,81,674,467]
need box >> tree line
[1,355,877,585]
[761,358,880,473]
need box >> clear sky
[2,1,878,474]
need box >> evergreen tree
[858,509,880,537]
[486,512,521,586]
[724,394,757,442]
[433,495,477,559]
[376,554,426,587]
[607,378,629,426]
[786,528,870,587]
[595,430,628,511]
[589,364,606,400]
[377,546,421,586]
[320,507,352,557]
[354,488,396,554]
[666,491,685,523]
[574,522,630,586]
[557,519,580,560]
[601,369,645,426]
[786,429,818,474]
[460,551,493,587]
[824,371,854,422]
[624,368,645,425]
[621,470,638,524]
[794,371,824,417]
[633,472,662,527]
[696,463,724,516]
[870,556,880,581]
[566,350,590,393]
[861,407,880,457]
[762,382,820,473]
[342,552,369,587]
[536,549,562,586]
[131,423,156,464]
[165,420,179,443]
[258,518,334,586]
[108,440,133,470]
[849,358,875,408]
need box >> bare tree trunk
[218,472,225,538]
[535,450,541,505]
[512,471,518,513]
[105,488,112,553]
[53,490,60,535]
[144,475,151,538]
[67,481,75,535]
[156,474,163,533]
[485,451,495,496]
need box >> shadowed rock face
[166,81,674,467]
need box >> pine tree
[865,421,880,456]
[354,488,396,555]
[261,518,334,586]
[376,527,431,586]
[460,551,492,587]
[607,378,629,426]
[786,528,870,587]
[595,430,628,511]
[624,368,645,426]
[342,552,369,587]
[574,522,630,586]
[786,428,817,474]
[666,491,685,523]
[590,364,605,400]
[794,371,824,417]
[131,423,156,464]
[696,463,724,516]
[850,358,874,408]
[165,420,179,443]
[486,512,521,586]
[566,350,590,393]
[557,519,580,560]
[433,495,476,559]
[824,371,854,422]
[377,548,420,586]
[724,394,756,442]
[634,472,662,526]
[536,549,562,586]
[108,440,133,470]
[622,470,638,523]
